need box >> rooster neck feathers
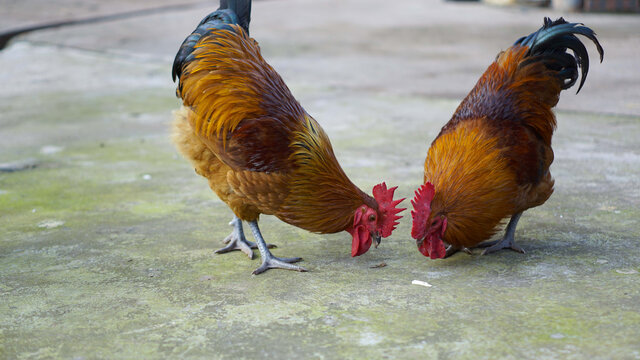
[279,115,375,234]
[172,0,251,81]
[178,26,305,147]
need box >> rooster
[410,18,603,259]
[171,0,405,274]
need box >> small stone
[37,220,65,229]
[142,174,152,180]
[550,333,565,339]
[200,275,213,281]
[596,259,608,264]
[31,208,36,213]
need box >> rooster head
[348,182,406,257]
[411,182,447,259]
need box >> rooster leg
[248,221,307,275]
[444,245,472,258]
[480,212,525,255]
[214,216,275,259]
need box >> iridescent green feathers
[515,17,604,93]
[172,0,252,82]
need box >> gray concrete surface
[1,0,639,359]
[0,0,211,33]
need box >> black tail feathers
[220,0,251,34]
[172,0,252,82]
[515,17,604,93]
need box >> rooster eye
[368,214,376,222]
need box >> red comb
[411,182,435,240]
[372,182,406,238]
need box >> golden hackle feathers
[178,25,304,146]
[278,116,374,234]
[450,46,560,148]
[425,120,518,248]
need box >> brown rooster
[411,18,603,259]
[171,0,405,274]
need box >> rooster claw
[214,238,254,259]
[479,212,525,255]
[247,220,306,275]
[252,256,306,275]
[477,233,525,255]
[215,234,276,259]
[481,241,525,255]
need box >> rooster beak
[373,232,381,248]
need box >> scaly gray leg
[214,216,275,259]
[479,212,525,255]
[248,220,306,275]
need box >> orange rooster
[411,18,603,259]
[171,0,404,274]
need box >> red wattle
[418,239,431,257]
[351,225,371,257]
[429,237,447,259]
[418,236,446,259]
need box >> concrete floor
[1,0,639,359]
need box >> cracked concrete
[1,0,639,359]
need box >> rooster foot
[479,212,526,255]
[479,238,525,255]
[214,216,275,259]
[248,220,307,275]
[252,255,306,275]
[444,245,472,258]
